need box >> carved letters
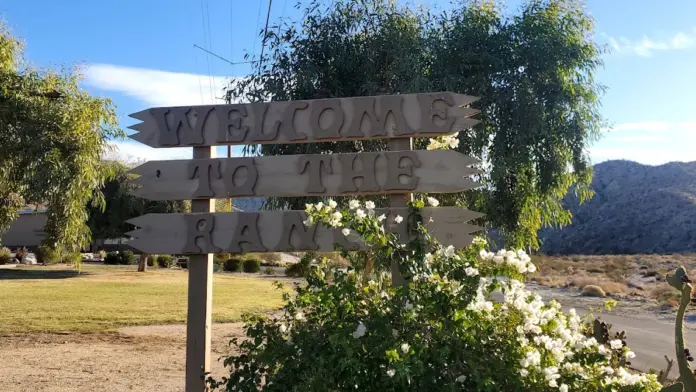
[188,160,221,198]
[226,213,266,253]
[182,214,220,253]
[338,153,380,193]
[130,93,479,148]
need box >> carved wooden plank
[128,150,482,200]
[125,207,484,254]
[127,92,479,148]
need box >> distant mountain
[233,197,266,212]
[540,160,696,255]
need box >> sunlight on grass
[0,265,286,333]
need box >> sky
[2,0,695,166]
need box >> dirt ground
[0,323,246,392]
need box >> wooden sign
[127,92,479,148]
[125,207,483,255]
[128,150,482,200]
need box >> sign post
[185,146,215,392]
[124,92,483,391]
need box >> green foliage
[227,0,605,250]
[242,256,262,273]
[224,257,243,272]
[285,253,315,278]
[0,247,11,264]
[0,23,125,251]
[208,200,662,391]
[103,251,135,265]
[157,254,174,268]
[214,253,232,265]
[263,266,275,275]
[61,252,81,265]
[255,252,284,266]
[103,252,120,265]
[87,161,189,243]
[35,245,60,264]
[120,250,135,265]
[147,254,158,267]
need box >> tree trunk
[138,253,148,272]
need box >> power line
[193,45,258,66]
[251,0,264,60]
[259,0,273,62]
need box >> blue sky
[2,0,695,165]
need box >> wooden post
[389,138,412,287]
[185,146,215,392]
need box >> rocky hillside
[540,160,696,255]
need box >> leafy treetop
[0,22,124,251]
[226,0,605,250]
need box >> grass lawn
[0,264,287,333]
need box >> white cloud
[104,140,192,164]
[604,27,696,56]
[84,63,237,107]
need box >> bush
[0,247,11,264]
[157,254,174,268]
[98,250,106,260]
[582,284,606,297]
[263,266,275,275]
[256,252,284,266]
[214,253,232,264]
[147,254,158,267]
[224,257,243,272]
[285,252,314,277]
[208,200,662,392]
[61,252,82,265]
[35,246,60,264]
[243,256,262,273]
[103,251,136,265]
[103,251,120,265]
[120,250,136,265]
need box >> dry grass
[0,264,287,333]
[651,283,681,307]
[582,285,606,297]
[531,253,696,301]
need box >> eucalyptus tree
[0,23,124,251]
[226,0,605,249]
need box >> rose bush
[208,199,662,391]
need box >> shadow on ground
[0,268,88,280]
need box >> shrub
[600,281,627,295]
[224,257,243,272]
[254,252,284,266]
[652,283,680,307]
[214,253,232,264]
[103,252,120,265]
[98,250,106,260]
[243,256,262,273]
[0,247,11,264]
[582,285,606,297]
[208,200,662,391]
[263,266,275,275]
[120,250,136,265]
[104,251,136,265]
[147,254,158,267]
[285,252,314,277]
[61,252,82,265]
[157,254,174,268]
[35,246,60,264]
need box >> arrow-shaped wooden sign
[127,92,479,148]
[128,150,482,200]
[125,207,483,254]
